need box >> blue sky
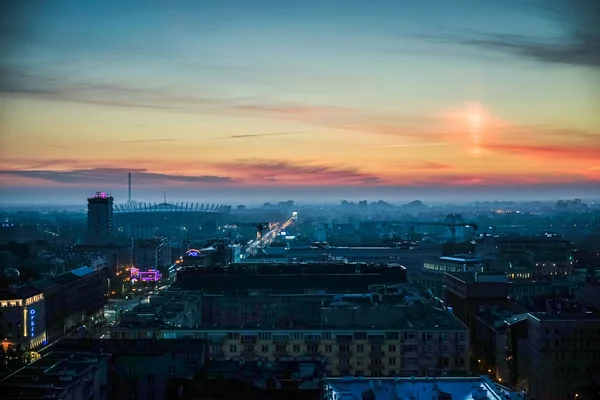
[0,0,598,204]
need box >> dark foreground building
[175,262,407,292]
[0,266,106,349]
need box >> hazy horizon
[1,184,598,207]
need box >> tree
[0,344,32,378]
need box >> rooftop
[324,376,525,400]
[528,312,600,322]
[0,351,109,399]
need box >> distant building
[420,254,484,298]
[284,244,441,281]
[87,192,114,242]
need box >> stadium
[113,201,231,239]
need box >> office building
[175,261,406,293]
[87,192,114,242]
[444,272,508,329]
[420,255,484,298]
[283,244,441,281]
[0,266,106,349]
[527,313,600,400]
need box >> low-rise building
[323,375,526,400]
[48,339,207,400]
[0,351,110,400]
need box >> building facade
[109,309,470,378]
[87,192,114,242]
[527,313,600,400]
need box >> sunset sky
[1,0,599,204]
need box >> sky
[0,0,599,204]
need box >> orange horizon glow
[1,102,598,189]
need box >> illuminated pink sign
[130,266,161,281]
[139,269,162,282]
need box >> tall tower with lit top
[87,192,114,242]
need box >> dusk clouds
[0,0,598,203]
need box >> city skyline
[1,0,599,203]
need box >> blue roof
[71,266,94,277]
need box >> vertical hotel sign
[30,309,36,337]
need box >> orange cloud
[485,143,600,160]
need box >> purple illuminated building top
[131,267,161,282]
[89,191,112,199]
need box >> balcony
[307,349,320,357]
[368,336,384,344]
[369,364,385,371]
[305,336,320,345]
[208,336,225,344]
[241,336,258,344]
[336,336,352,344]
[369,351,384,358]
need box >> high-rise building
[87,192,114,242]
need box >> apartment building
[109,305,469,378]
[527,313,600,400]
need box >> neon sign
[130,267,161,281]
[186,249,201,257]
[139,269,162,282]
[30,309,35,338]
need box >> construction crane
[355,214,478,242]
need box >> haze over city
[1,0,599,204]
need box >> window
[293,345,301,352]
[388,357,396,365]
[325,345,332,352]
[229,345,237,352]
[356,344,364,353]
[261,345,269,352]
[388,345,396,352]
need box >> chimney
[128,173,132,202]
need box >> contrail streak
[356,142,450,149]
